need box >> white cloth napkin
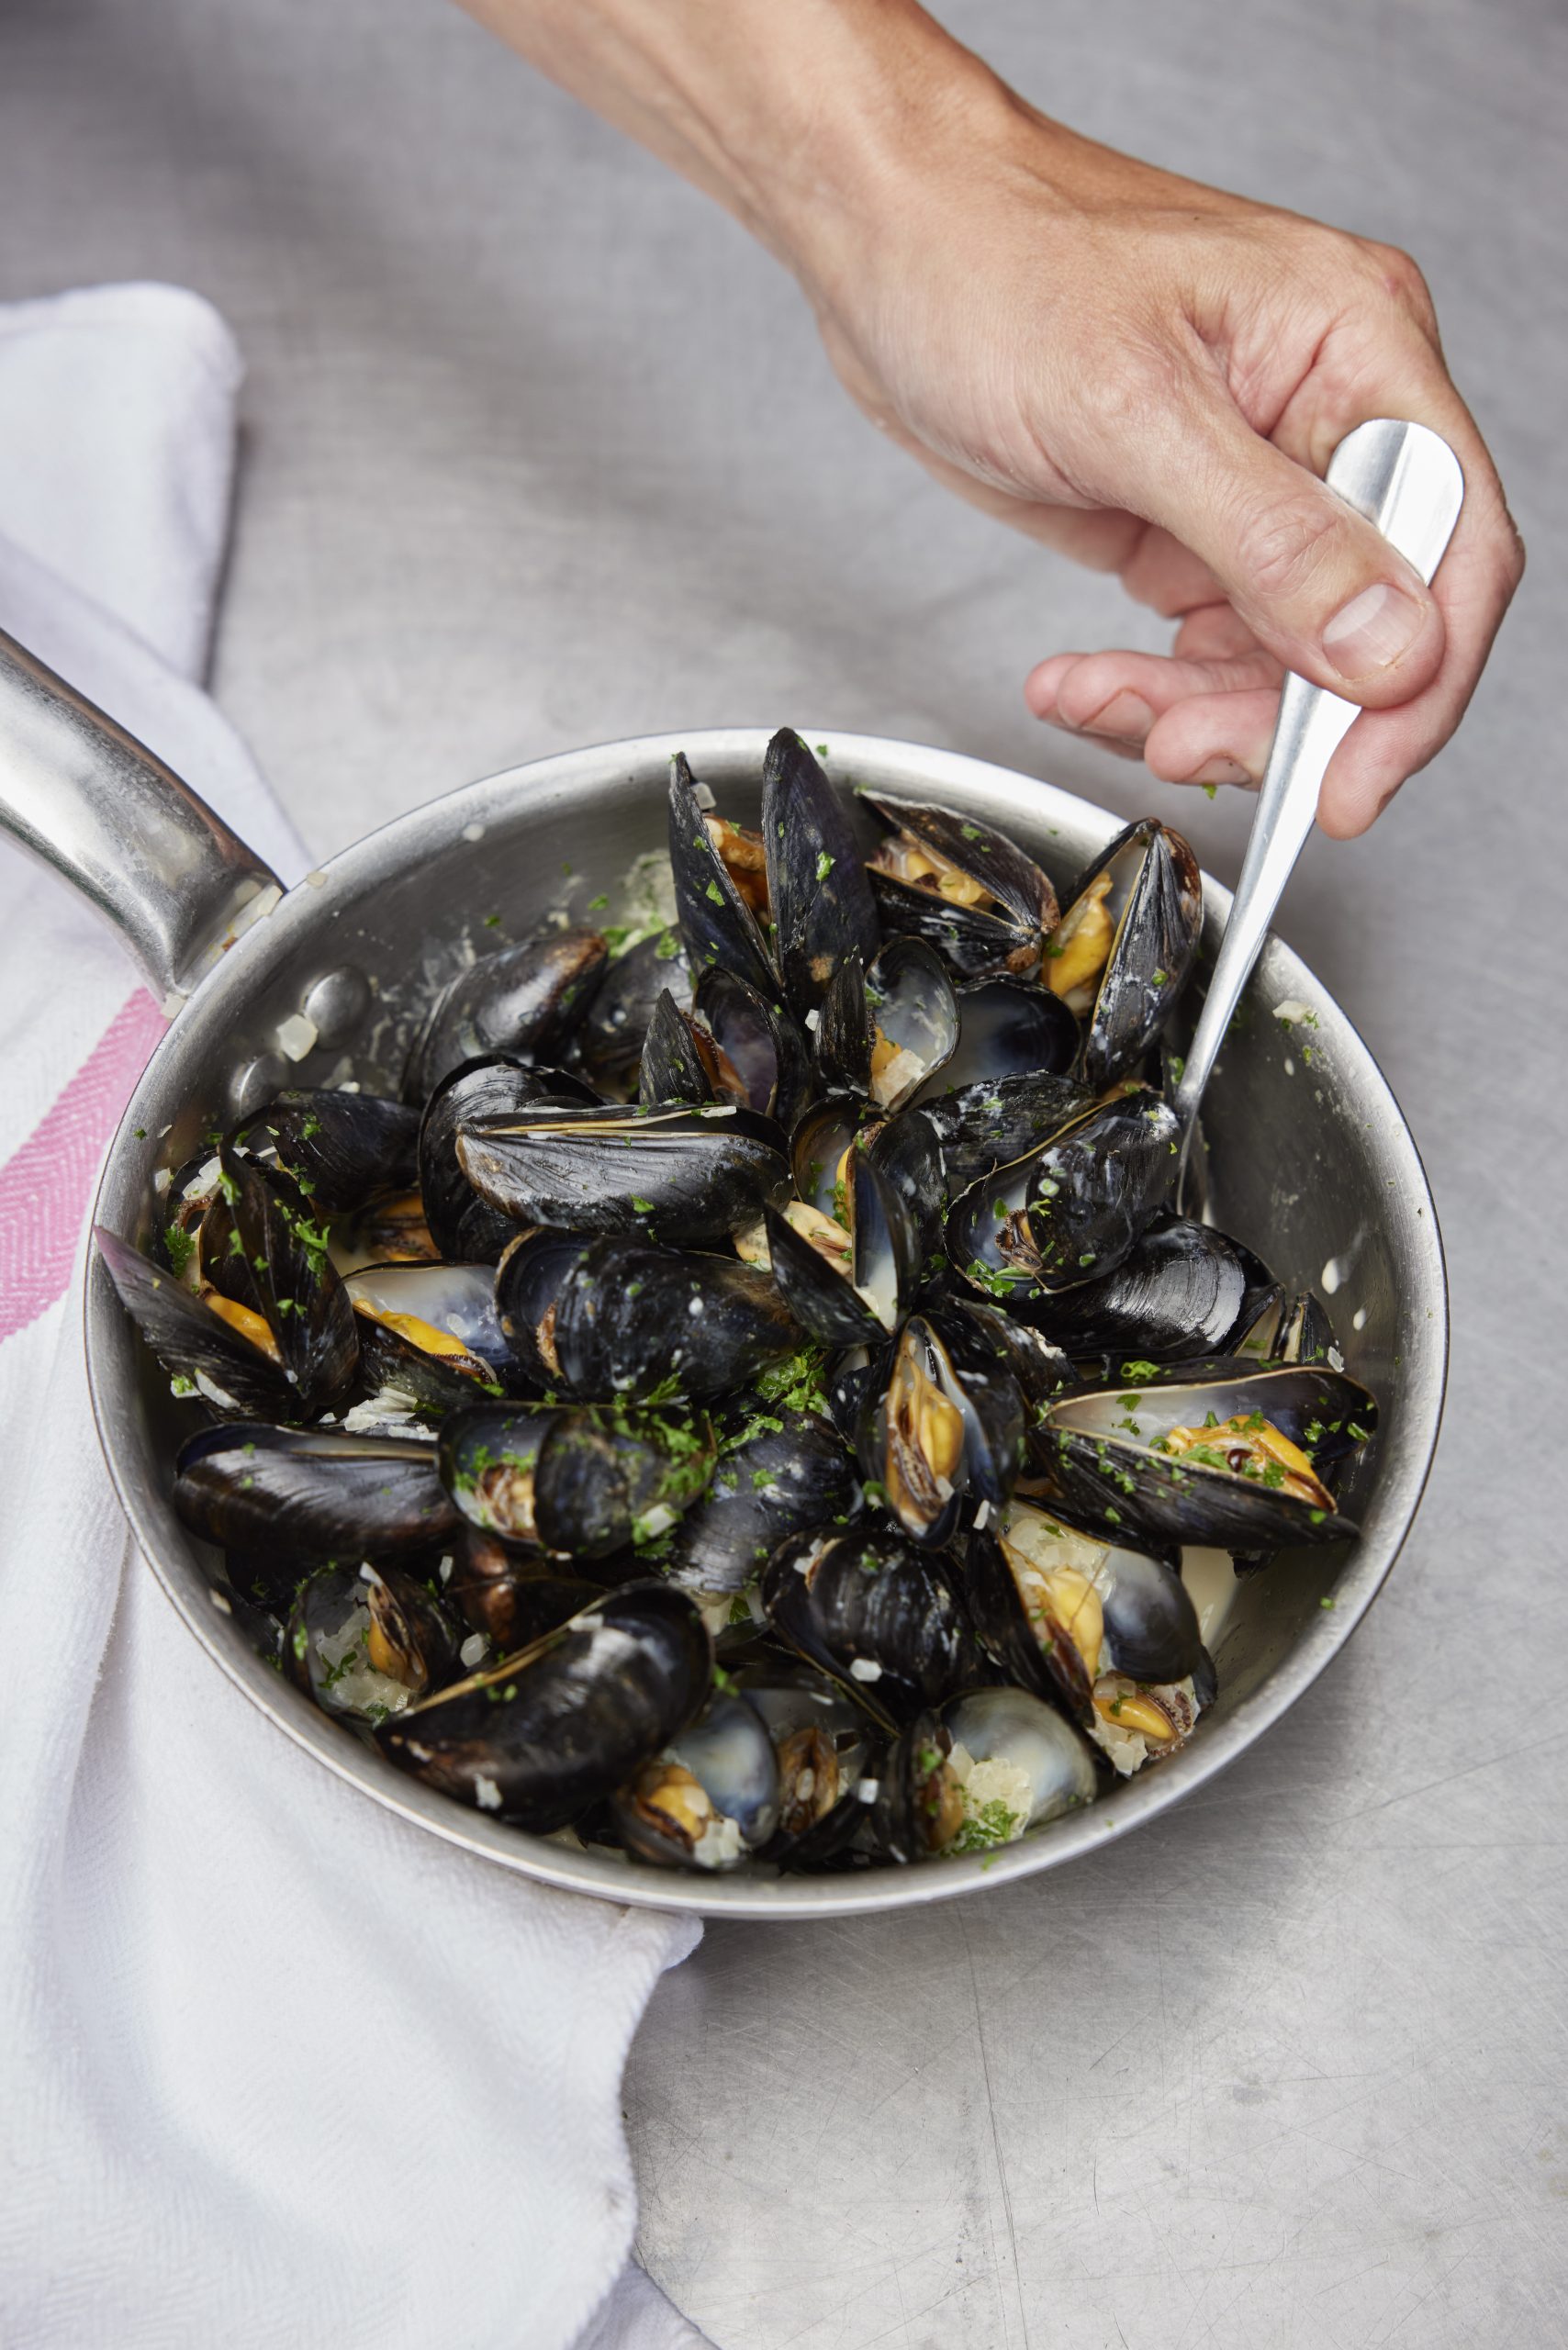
[0,283,708,2350]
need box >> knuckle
[1230,492,1350,609]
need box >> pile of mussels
[98,731,1376,1876]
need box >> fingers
[1108,382,1450,712]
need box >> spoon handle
[1171,419,1464,1166]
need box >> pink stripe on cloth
[0,989,168,1341]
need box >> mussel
[939,1687,1098,1841]
[1026,1214,1279,1363]
[1038,1360,1378,1550]
[667,753,777,1001]
[286,1561,463,1724]
[404,926,609,1102]
[576,925,690,1096]
[857,1305,1028,1549]
[247,1089,420,1214]
[730,1655,880,1868]
[761,730,881,1019]
[419,1057,597,1263]
[649,1401,857,1596]
[174,1422,456,1573]
[439,1398,716,1560]
[375,1581,711,1831]
[610,1693,780,1871]
[1045,820,1202,1087]
[859,792,1060,979]
[759,1151,918,1350]
[947,1091,1179,1304]
[344,1261,518,1411]
[456,1101,790,1246]
[760,1527,980,1730]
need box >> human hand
[788,79,1523,836]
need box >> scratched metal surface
[3,0,1565,2341]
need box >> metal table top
[3,0,1563,2340]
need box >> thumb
[1121,395,1446,709]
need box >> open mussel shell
[286,1561,463,1724]
[404,925,609,1103]
[440,1397,714,1561]
[456,1101,790,1246]
[730,1657,879,1869]
[223,1145,361,1416]
[540,1236,802,1404]
[763,1151,917,1349]
[493,1229,594,1387]
[1235,1287,1338,1368]
[859,791,1059,980]
[867,1712,965,1863]
[174,1422,457,1572]
[438,1404,551,1548]
[1029,1214,1279,1363]
[649,1403,857,1596]
[867,1104,946,1267]
[760,1527,980,1731]
[857,1310,1027,1550]
[375,1581,711,1833]
[919,1070,1094,1196]
[345,1260,518,1410]
[247,1089,420,1214]
[610,1693,780,1872]
[940,1687,1098,1841]
[1040,1360,1378,1550]
[789,1097,871,1220]
[862,938,958,1112]
[692,966,811,1131]
[638,989,713,1109]
[915,977,1080,1105]
[1046,819,1202,1088]
[761,730,881,1020]
[420,1057,596,1264]
[668,752,778,1002]
[947,1091,1178,1304]
[443,1531,605,1651]
[97,1227,303,1419]
[576,925,690,1098]
[965,1501,1197,1712]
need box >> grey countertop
[6,2,1565,2342]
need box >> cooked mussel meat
[729,1656,879,1868]
[859,791,1060,980]
[1045,820,1202,1087]
[867,1712,966,1863]
[286,1561,463,1723]
[858,1305,1027,1549]
[1039,1360,1377,1550]
[610,1692,780,1871]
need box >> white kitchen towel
[0,283,708,2350]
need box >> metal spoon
[1172,417,1464,1190]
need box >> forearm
[450,0,1006,273]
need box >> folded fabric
[0,282,707,2350]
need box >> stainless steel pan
[0,628,1448,1919]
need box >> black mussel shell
[1040,1360,1378,1550]
[859,793,1059,981]
[375,1581,711,1833]
[247,1090,420,1214]
[345,1261,519,1411]
[692,966,811,1131]
[287,1561,463,1722]
[576,926,690,1097]
[919,1069,1095,1195]
[868,1712,965,1863]
[493,1229,595,1387]
[760,1527,980,1731]
[223,1145,360,1416]
[813,948,873,1098]
[1047,820,1202,1089]
[404,926,609,1104]
[858,1311,1027,1550]
[532,1404,717,1560]
[863,937,958,1113]
[965,1504,1198,1729]
[610,1693,780,1871]
[1235,1287,1338,1367]
[438,1403,551,1548]
[940,1687,1099,1836]
[668,753,778,1002]
[443,1529,603,1651]
[638,989,714,1109]
[947,1091,1178,1304]
[420,1058,588,1264]
[790,1097,871,1219]
[456,1102,790,1246]
[823,1341,888,1447]
[763,1152,917,1350]
[868,1104,947,1269]
[734,1658,880,1869]
[650,1403,857,1595]
[96,1227,301,1420]
[1030,1214,1279,1363]
[545,1237,802,1404]
[762,731,880,1020]
[914,977,1080,1106]
[174,1422,456,1572]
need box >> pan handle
[0,625,282,1002]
